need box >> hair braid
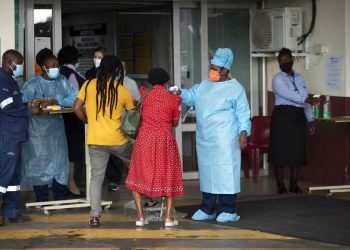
[94,55,124,120]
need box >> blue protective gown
[20,75,78,186]
[181,78,251,194]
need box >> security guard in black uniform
[0,49,40,225]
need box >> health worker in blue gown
[179,48,251,223]
[20,48,78,202]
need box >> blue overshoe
[191,209,216,221]
[216,212,240,223]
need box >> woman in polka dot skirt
[125,68,184,227]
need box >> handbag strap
[136,88,152,111]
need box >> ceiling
[61,0,171,14]
[61,0,259,14]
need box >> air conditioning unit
[250,8,303,53]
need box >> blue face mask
[45,67,60,79]
[10,60,24,78]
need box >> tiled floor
[0,176,349,250]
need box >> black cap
[148,68,169,85]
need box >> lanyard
[290,74,299,93]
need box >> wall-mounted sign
[326,56,343,91]
[70,23,107,36]
[69,23,107,73]
[35,37,51,56]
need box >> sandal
[143,198,158,207]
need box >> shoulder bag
[120,88,152,139]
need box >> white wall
[0,0,15,59]
[265,0,348,97]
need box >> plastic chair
[242,116,271,183]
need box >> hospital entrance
[20,0,259,180]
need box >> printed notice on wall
[69,23,107,74]
[35,37,51,57]
[326,56,343,91]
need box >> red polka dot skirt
[125,85,184,197]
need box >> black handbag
[120,88,151,139]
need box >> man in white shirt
[122,61,140,104]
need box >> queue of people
[0,45,315,228]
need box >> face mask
[75,62,80,69]
[94,58,101,68]
[209,70,221,82]
[280,62,293,73]
[45,67,60,79]
[10,60,24,78]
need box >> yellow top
[77,78,134,145]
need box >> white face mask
[94,58,101,68]
[75,62,80,69]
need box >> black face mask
[280,62,293,73]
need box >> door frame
[24,0,62,79]
[173,1,258,180]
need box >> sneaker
[216,212,240,223]
[191,209,216,221]
[165,219,179,227]
[89,216,101,227]
[108,183,119,192]
[135,219,149,227]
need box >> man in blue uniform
[0,49,40,225]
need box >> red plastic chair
[242,116,271,183]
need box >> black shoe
[277,183,288,194]
[68,190,86,198]
[289,183,302,194]
[89,216,101,227]
[3,215,29,224]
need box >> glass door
[173,1,204,179]
[207,8,251,101]
[23,0,62,79]
[173,1,257,180]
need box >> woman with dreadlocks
[74,55,134,227]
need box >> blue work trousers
[0,141,22,219]
[200,192,237,214]
[33,178,67,202]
